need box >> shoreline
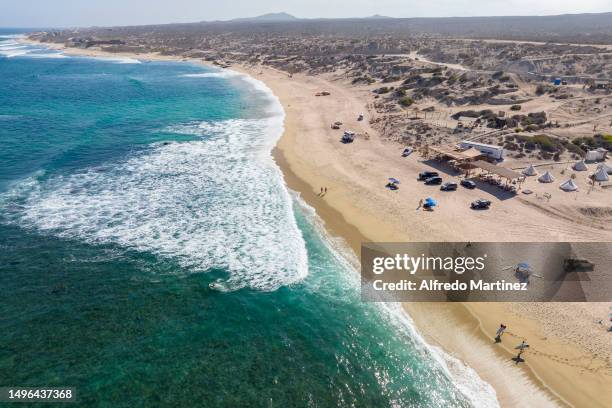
[18,37,612,407]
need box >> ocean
[0,30,498,407]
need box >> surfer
[512,340,529,364]
[495,323,507,343]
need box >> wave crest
[2,117,307,291]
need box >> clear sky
[1,0,610,28]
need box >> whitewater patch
[0,48,31,57]
[0,38,65,59]
[100,57,142,64]
[182,71,242,79]
[291,194,500,408]
[1,116,308,291]
[182,68,284,118]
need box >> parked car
[471,199,491,209]
[424,176,443,185]
[461,179,476,189]
[418,171,439,181]
[440,182,458,191]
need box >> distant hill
[231,12,298,23]
[365,15,394,19]
[49,12,612,45]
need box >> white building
[585,148,608,162]
[459,140,505,160]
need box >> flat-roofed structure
[471,160,523,181]
[425,145,484,162]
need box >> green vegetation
[374,86,393,94]
[399,96,415,107]
[572,134,612,151]
[513,134,566,153]
[510,104,522,111]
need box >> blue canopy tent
[424,197,437,207]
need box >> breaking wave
[1,65,308,291]
[182,71,241,79]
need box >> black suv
[418,171,439,181]
[461,179,476,189]
[471,199,491,209]
[424,176,443,185]
[440,182,458,191]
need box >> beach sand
[230,64,612,408]
[21,39,612,407]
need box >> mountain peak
[239,12,298,22]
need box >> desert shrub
[517,134,565,153]
[399,97,414,107]
[510,104,522,111]
[382,75,400,83]
[374,86,392,94]
[451,110,479,120]
[540,151,553,160]
[572,134,612,151]
[504,142,519,151]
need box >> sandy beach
[243,63,612,408]
[21,38,612,407]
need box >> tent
[538,171,555,183]
[572,160,587,171]
[522,164,538,176]
[559,179,578,191]
[597,163,612,175]
[424,197,437,207]
[593,167,609,182]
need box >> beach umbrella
[573,160,587,171]
[515,262,532,283]
[388,178,401,184]
[522,164,538,176]
[517,262,531,271]
[538,171,555,183]
[425,197,437,206]
[593,166,609,182]
[559,179,578,191]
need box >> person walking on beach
[495,323,507,343]
[513,340,529,364]
[417,198,423,210]
[324,187,327,194]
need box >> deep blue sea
[0,29,498,407]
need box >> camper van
[459,141,505,160]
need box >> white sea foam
[0,48,31,57]
[291,195,500,408]
[26,53,68,59]
[110,57,141,64]
[0,39,66,59]
[182,71,242,79]
[3,117,307,291]
[0,45,27,50]
[182,68,283,118]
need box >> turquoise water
[0,31,496,407]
